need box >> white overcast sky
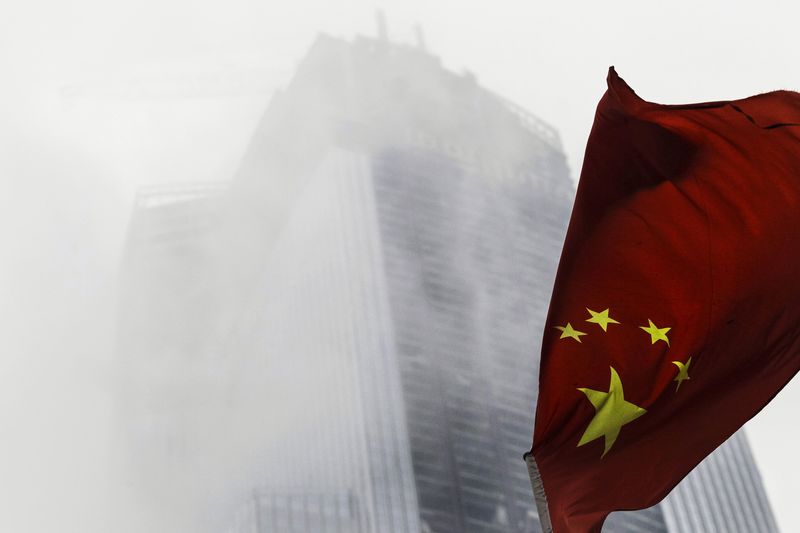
[1,1,798,531]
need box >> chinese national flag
[526,68,800,532]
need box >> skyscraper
[118,31,777,533]
[660,431,778,532]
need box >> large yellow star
[640,319,671,346]
[672,357,692,391]
[554,323,587,343]
[577,367,646,458]
[585,308,620,332]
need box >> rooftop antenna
[414,23,427,51]
[376,10,388,41]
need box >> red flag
[526,67,800,532]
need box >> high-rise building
[660,431,779,532]
[118,31,777,533]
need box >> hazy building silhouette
[118,32,776,533]
[224,489,363,533]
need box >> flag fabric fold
[527,67,800,533]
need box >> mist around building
[110,22,782,533]
[1,14,781,533]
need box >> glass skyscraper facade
[660,432,778,532]
[118,32,778,533]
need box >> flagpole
[524,452,554,533]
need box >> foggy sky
[1,1,798,531]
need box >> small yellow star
[585,308,620,332]
[554,323,587,343]
[672,357,692,391]
[640,319,671,346]
[577,366,647,458]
